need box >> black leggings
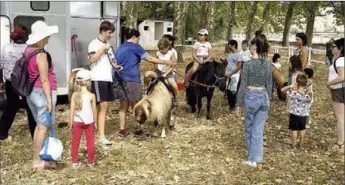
[0,81,36,139]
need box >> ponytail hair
[123,27,140,40]
[10,25,29,44]
[72,80,91,111]
[68,70,79,102]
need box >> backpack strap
[333,57,340,74]
[24,49,46,83]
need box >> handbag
[39,111,63,161]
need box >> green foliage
[121,2,339,42]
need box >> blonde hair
[72,80,91,111]
[68,71,79,101]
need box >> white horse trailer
[0,1,121,96]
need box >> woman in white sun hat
[25,20,59,169]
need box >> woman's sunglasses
[198,34,205,36]
[331,45,337,49]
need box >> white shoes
[243,161,257,167]
[99,137,112,146]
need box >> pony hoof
[206,115,212,120]
[196,114,201,119]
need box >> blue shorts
[27,88,57,127]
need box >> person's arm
[230,57,243,76]
[300,48,308,68]
[144,55,174,66]
[88,44,110,64]
[162,54,177,77]
[69,93,75,128]
[266,63,273,99]
[281,85,294,92]
[236,62,248,108]
[91,93,97,129]
[327,67,345,87]
[37,53,52,112]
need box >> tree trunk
[227,2,236,40]
[198,2,208,30]
[282,2,297,46]
[173,2,183,45]
[181,2,189,45]
[259,2,271,31]
[173,2,189,46]
[245,2,259,41]
[304,2,320,47]
[206,2,215,42]
[123,2,139,29]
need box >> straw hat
[26,21,58,45]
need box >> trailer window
[1,16,11,50]
[14,16,45,34]
[70,2,101,18]
[30,1,50,11]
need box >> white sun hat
[26,21,59,45]
[76,69,91,81]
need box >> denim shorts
[27,88,57,126]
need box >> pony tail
[68,71,79,102]
[73,82,83,111]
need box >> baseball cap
[198,29,208,35]
[76,70,91,81]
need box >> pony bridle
[207,74,225,91]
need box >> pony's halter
[207,74,225,91]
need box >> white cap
[72,68,86,73]
[76,70,91,81]
[26,21,59,45]
[198,29,208,35]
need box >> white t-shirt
[272,62,282,70]
[238,50,251,62]
[328,57,344,89]
[156,50,174,72]
[193,41,212,61]
[88,38,114,82]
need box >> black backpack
[11,49,46,96]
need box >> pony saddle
[147,77,173,95]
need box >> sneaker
[306,124,310,129]
[71,162,81,168]
[99,137,112,146]
[243,161,257,167]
